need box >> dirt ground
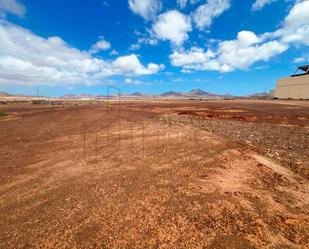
[0,99,308,248]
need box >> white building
[274,65,309,99]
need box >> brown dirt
[0,99,308,248]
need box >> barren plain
[0,99,308,248]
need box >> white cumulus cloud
[0,0,26,17]
[110,49,119,55]
[170,30,288,72]
[272,0,309,46]
[128,0,162,20]
[170,47,215,66]
[112,54,164,75]
[89,38,111,53]
[293,57,307,63]
[177,0,201,8]
[170,0,309,73]
[177,0,188,9]
[192,0,231,29]
[0,20,163,86]
[152,10,192,46]
[217,32,287,70]
[124,78,142,84]
[252,0,277,11]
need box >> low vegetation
[0,111,7,117]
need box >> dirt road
[0,100,308,248]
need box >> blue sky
[0,0,308,96]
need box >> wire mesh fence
[81,86,197,164]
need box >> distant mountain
[61,94,97,98]
[189,89,209,96]
[0,91,12,97]
[58,89,246,99]
[160,89,232,98]
[0,90,270,100]
[80,94,96,98]
[130,92,144,96]
[160,91,182,97]
[61,94,79,98]
[241,92,270,99]
[246,92,269,99]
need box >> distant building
[274,65,309,99]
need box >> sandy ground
[0,99,308,248]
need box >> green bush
[0,111,7,117]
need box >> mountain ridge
[0,91,12,97]
[0,90,269,99]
